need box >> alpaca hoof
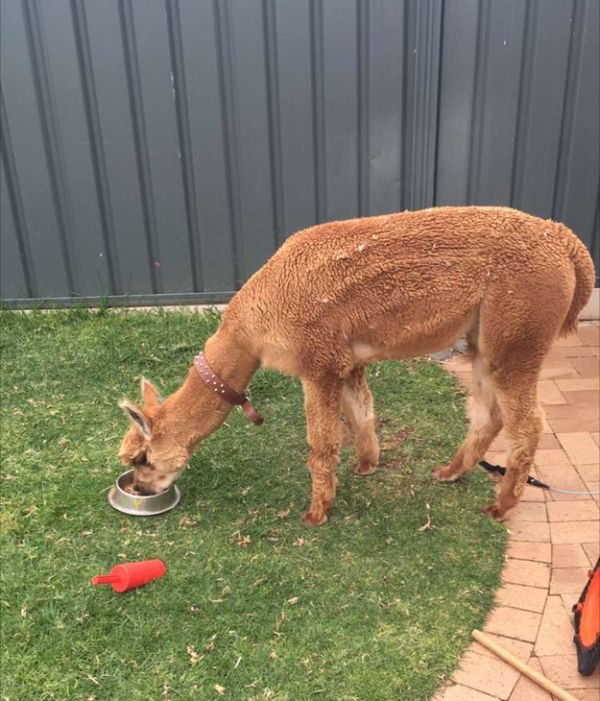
[302,511,328,527]
[481,503,506,521]
[353,462,377,476]
[431,465,460,482]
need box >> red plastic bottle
[91,559,166,593]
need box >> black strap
[479,460,550,490]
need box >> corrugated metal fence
[1,0,598,307]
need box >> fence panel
[1,0,597,307]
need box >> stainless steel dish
[108,469,181,516]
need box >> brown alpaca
[119,207,595,525]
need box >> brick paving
[434,322,600,701]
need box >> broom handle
[472,630,579,701]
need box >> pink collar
[193,352,263,425]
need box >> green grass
[0,309,506,701]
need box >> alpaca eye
[133,452,147,466]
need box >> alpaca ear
[140,377,161,407]
[119,399,152,439]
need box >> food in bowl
[108,469,181,516]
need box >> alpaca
[119,206,595,525]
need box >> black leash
[479,460,600,497]
[479,459,599,495]
[479,459,551,490]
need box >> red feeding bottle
[91,559,166,593]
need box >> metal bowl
[108,469,181,516]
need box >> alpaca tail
[559,226,596,338]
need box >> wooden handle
[471,630,579,701]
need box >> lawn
[0,309,506,701]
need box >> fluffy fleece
[119,206,595,525]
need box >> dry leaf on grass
[232,532,251,548]
[187,644,202,666]
[417,515,432,532]
[417,503,433,532]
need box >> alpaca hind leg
[432,353,502,481]
[341,367,380,475]
[474,279,557,517]
[339,419,354,449]
[483,378,542,519]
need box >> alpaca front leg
[302,378,342,526]
[304,449,339,526]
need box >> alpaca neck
[164,322,260,450]
[202,323,259,395]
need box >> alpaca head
[118,378,189,495]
